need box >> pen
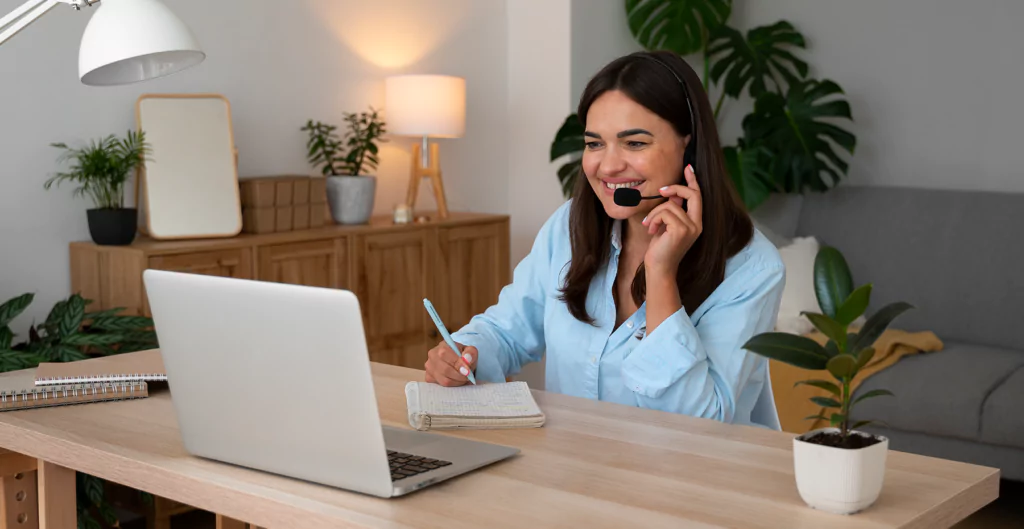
[423,298,477,385]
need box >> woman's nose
[599,146,627,174]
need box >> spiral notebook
[404,381,546,431]
[34,349,166,386]
[0,369,148,412]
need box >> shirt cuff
[621,307,706,399]
[451,328,507,384]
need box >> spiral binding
[0,381,148,410]
[35,372,167,386]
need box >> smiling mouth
[604,181,644,190]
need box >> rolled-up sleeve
[451,207,564,383]
[621,263,785,422]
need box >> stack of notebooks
[405,380,546,430]
[0,350,166,412]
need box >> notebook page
[417,382,541,417]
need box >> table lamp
[385,74,466,219]
[1,0,204,86]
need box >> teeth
[605,181,643,190]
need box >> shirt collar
[610,219,623,253]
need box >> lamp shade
[385,75,465,138]
[78,0,204,86]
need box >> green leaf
[82,474,104,506]
[826,354,857,380]
[625,0,732,56]
[849,301,915,353]
[742,332,829,370]
[803,414,830,422]
[83,307,127,320]
[830,413,846,427]
[0,350,44,373]
[708,20,808,98]
[63,333,129,346]
[802,312,847,351]
[852,389,894,406]
[0,327,11,350]
[794,379,841,396]
[49,345,88,363]
[835,284,871,326]
[855,346,875,371]
[823,339,840,359]
[557,160,582,200]
[86,316,153,332]
[849,420,877,431]
[742,78,856,194]
[0,293,33,327]
[810,396,841,408]
[812,246,853,319]
[549,113,584,162]
[723,142,776,211]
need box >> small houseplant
[302,107,387,224]
[46,130,150,245]
[743,246,912,514]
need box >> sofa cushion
[981,366,1024,449]
[850,342,1024,441]
[795,186,1024,351]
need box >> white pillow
[776,236,821,335]
[776,236,866,335]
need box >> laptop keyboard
[388,450,452,481]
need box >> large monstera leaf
[723,140,776,211]
[708,20,809,98]
[550,113,585,199]
[626,0,732,56]
[742,79,856,192]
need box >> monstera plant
[551,0,856,211]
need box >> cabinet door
[434,222,510,332]
[256,239,347,288]
[352,230,430,369]
[144,249,253,315]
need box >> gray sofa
[754,186,1024,481]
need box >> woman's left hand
[642,164,703,277]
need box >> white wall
[739,0,1024,194]
[0,0,509,333]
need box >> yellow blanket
[769,328,943,434]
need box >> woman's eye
[584,141,602,149]
[626,141,647,148]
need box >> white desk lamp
[1,0,204,86]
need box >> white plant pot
[326,175,376,225]
[793,427,889,515]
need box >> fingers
[657,165,703,225]
[643,200,694,235]
[425,342,468,387]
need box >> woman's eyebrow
[583,128,654,139]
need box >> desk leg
[37,461,75,529]
[216,514,247,529]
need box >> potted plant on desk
[45,130,150,246]
[302,107,387,225]
[742,246,913,514]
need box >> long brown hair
[558,50,753,324]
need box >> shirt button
[626,321,634,329]
[590,356,597,364]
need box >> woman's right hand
[424,341,478,387]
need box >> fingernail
[642,215,648,224]
[463,353,473,363]
[459,366,469,376]
[660,186,669,191]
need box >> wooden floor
[116,479,1023,529]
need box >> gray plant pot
[326,175,376,225]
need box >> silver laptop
[142,269,519,498]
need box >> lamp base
[406,142,449,219]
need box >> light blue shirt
[452,201,786,428]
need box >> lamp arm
[0,0,97,46]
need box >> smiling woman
[424,50,787,429]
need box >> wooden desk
[0,359,999,529]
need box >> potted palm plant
[743,246,913,514]
[45,130,150,245]
[302,107,387,225]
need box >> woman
[424,50,786,428]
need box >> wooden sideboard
[69,212,510,370]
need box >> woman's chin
[600,200,644,221]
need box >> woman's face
[581,90,689,222]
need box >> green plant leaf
[0,327,11,350]
[855,346,875,371]
[836,284,871,326]
[742,332,829,370]
[742,78,856,193]
[557,160,582,200]
[723,142,776,211]
[849,302,915,353]
[0,293,33,327]
[810,396,841,408]
[812,246,853,319]
[48,345,88,363]
[625,0,732,56]
[0,350,44,372]
[852,389,894,406]
[63,333,129,346]
[803,414,830,422]
[550,113,584,162]
[830,413,846,427]
[85,315,153,332]
[826,354,857,380]
[59,295,86,337]
[708,20,808,98]
[849,420,877,431]
[802,312,847,351]
[823,339,840,359]
[794,379,840,396]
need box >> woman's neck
[623,214,652,254]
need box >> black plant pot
[86,208,137,246]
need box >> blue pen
[423,298,477,385]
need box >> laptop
[142,269,519,498]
